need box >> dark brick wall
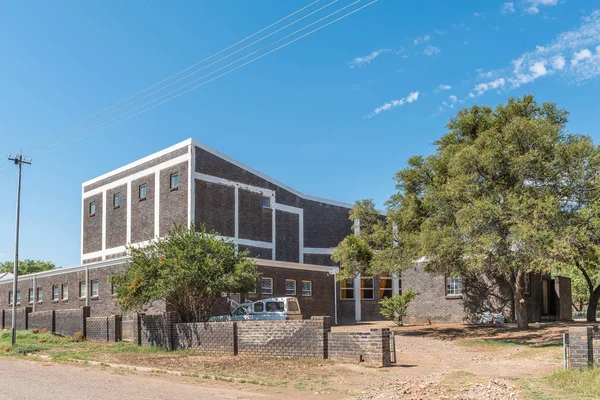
[238,189,272,242]
[29,310,54,332]
[159,161,188,236]
[131,173,155,243]
[239,245,272,260]
[236,317,330,358]
[86,315,122,342]
[195,179,235,237]
[106,184,127,249]
[175,322,236,354]
[568,326,593,368]
[243,265,335,319]
[328,328,391,367]
[3,307,31,330]
[275,211,299,263]
[55,307,89,337]
[84,147,188,192]
[83,193,103,254]
[303,253,337,267]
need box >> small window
[89,202,96,216]
[285,279,296,296]
[16,290,20,304]
[361,278,374,300]
[61,284,69,300]
[232,305,249,316]
[113,193,121,208]
[301,280,312,297]
[380,277,393,299]
[261,277,273,295]
[266,301,285,312]
[261,196,271,208]
[341,279,354,300]
[446,276,463,296]
[79,282,87,298]
[170,173,179,190]
[53,285,59,301]
[524,273,532,295]
[254,302,264,312]
[37,287,43,302]
[139,184,147,200]
[288,300,300,312]
[91,280,99,297]
[28,288,34,303]
[8,291,13,305]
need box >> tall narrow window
[524,273,532,295]
[79,282,87,298]
[340,279,354,300]
[261,196,271,208]
[28,288,34,303]
[37,287,43,302]
[261,277,273,295]
[285,279,296,296]
[380,276,393,299]
[91,280,99,297]
[139,184,147,200]
[170,173,179,190]
[61,284,69,300]
[89,202,96,216]
[16,290,20,304]
[53,285,60,301]
[446,276,463,296]
[361,278,374,300]
[301,281,312,297]
[8,291,13,305]
[113,193,121,208]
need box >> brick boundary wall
[3,307,32,331]
[328,328,392,367]
[175,322,237,354]
[29,310,55,332]
[55,307,90,337]
[86,315,122,342]
[567,326,595,368]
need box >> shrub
[378,290,419,326]
[72,332,85,342]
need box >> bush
[378,290,419,326]
[72,332,85,342]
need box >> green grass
[0,330,73,356]
[518,368,600,400]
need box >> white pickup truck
[209,297,302,322]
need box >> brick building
[0,139,572,325]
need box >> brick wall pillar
[310,316,332,359]
[568,326,593,368]
[82,306,91,337]
[368,328,392,367]
[164,312,178,351]
[108,315,122,342]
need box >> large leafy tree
[113,224,259,322]
[334,95,595,330]
[0,259,55,275]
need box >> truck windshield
[232,305,249,316]
[288,300,299,312]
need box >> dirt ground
[37,322,575,399]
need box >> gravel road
[0,359,274,400]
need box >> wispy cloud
[413,35,430,45]
[526,0,558,15]
[423,45,441,56]
[469,78,506,98]
[367,91,419,118]
[349,48,391,68]
[434,84,451,93]
[501,2,515,14]
[449,95,458,103]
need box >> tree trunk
[586,287,600,322]
[507,270,529,330]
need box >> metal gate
[390,331,397,364]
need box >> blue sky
[1,0,599,267]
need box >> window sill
[340,298,355,301]
[52,300,59,303]
[445,294,463,300]
[170,187,179,192]
[113,206,120,210]
[37,301,43,304]
[91,296,99,300]
[139,198,147,202]
[79,297,86,301]
[89,214,96,217]
[61,299,68,303]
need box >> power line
[41,0,376,154]
[29,1,321,152]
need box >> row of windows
[7,280,102,305]
[89,173,180,216]
[253,278,312,297]
[340,277,394,300]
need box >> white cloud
[413,35,430,45]
[526,0,558,14]
[449,95,458,103]
[472,78,506,97]
[501,2,515,14]
[367,91,419,118]
[551,55,566,70]
[423,45,441,56]
[433,84,451,94]
[349,48,391,68]
[571,48,592,65]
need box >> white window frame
[28,288,34,303]
[340,279,355,300]
[62,283,69,300]
[53,285,60,301]
[91,280,99,298]
[36,287,43,303]
[446,276,463,296]
[285,279,296,296]
[379,276,393,299]
[301,280,312,297]
[361,277,375,300]
[139,184,147,200]
[89,202,96,216]
[79,281,87,299]
[113,193,121,208]
[170,173,179,190]
[261,277,273,295]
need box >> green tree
[379,290,419,326]
[112,224,259,322]
[333,95,594,330]
[0,259,55,275]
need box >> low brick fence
[87,315,122,342]
[29,310,55,332]
[2,307,32,331]
[55,308,90,337]
[566,326,596,368]
[328,329,391,366]
[135,314,391,367]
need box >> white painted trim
[154,171,160,237]
[80,187,84,264]
[191,139,353,209]
[299,208,304,264]
[101,190,107,260]
[83,239,151,260]
[273,203,302,214]
[302,247,333,255]
[126,181,132,244]
[234,186,239,253]
[354,273,361,322]
[188,144,194,227]
[83,155,189,198]
[213,235,274,250]
[272,201,276,261]
[82,138,193,187]
[392,273,400,296]
[257,259,339,273]
[194,172,274,197]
